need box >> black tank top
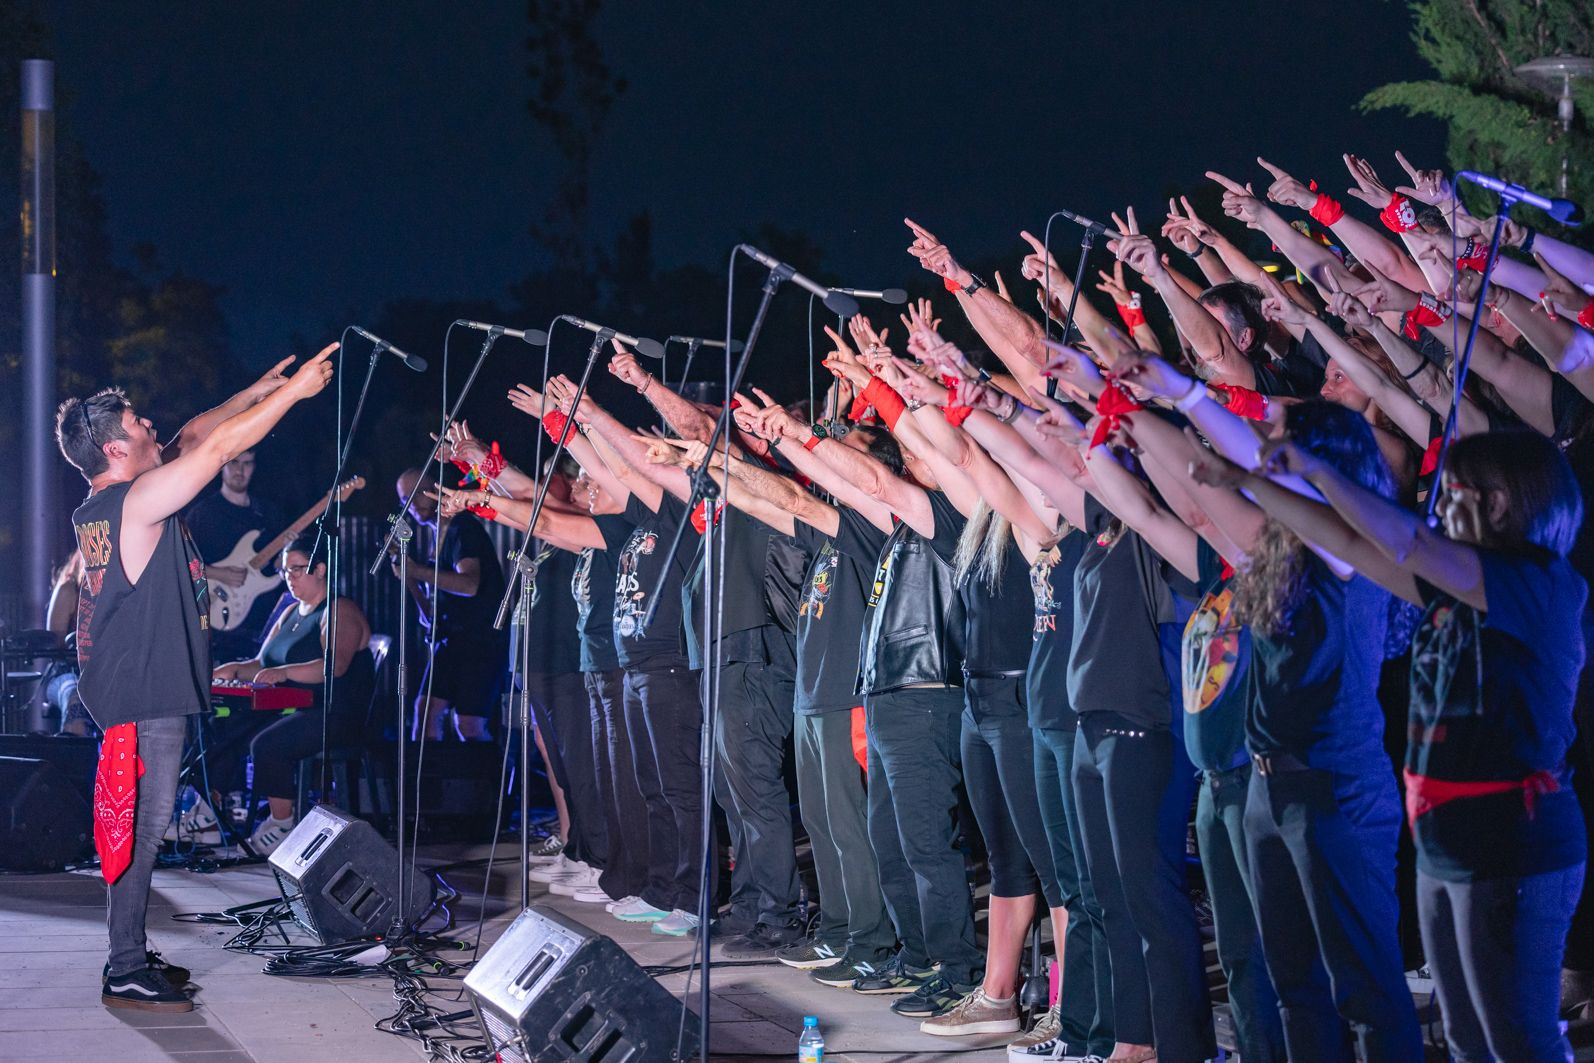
[259,597,377,720]
[73,480,212,728]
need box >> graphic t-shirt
[73,481,212,727]
[571,545,621,673]
[428,515,508,642]
[522,543,581,675]
[609,494,692,671]
[794,510,886,714]
[1407,550,1588,881]
[1181,539,1251,772]
[1027,531,1086,730]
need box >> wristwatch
[960,273,987,297]
[809,422,830,439]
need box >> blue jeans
[106,715,189,977]
[1419,865,1583,1063]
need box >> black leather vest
[857,521,965,695]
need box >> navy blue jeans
[1419,864,1583,1062]
[1245,765,1421,1063]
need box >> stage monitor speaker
[0,755,93,871]
[268,804,434,943]
[465,905,699,1063]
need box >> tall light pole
[21,59,57,624]
[1515,56,1594,197]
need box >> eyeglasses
[283,563,312,575]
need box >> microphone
[351,326,427,372]
[834,287,909,305]
[1457,171,1583,227]
[558,316,666,359]
[457,320,550,345]
[665,335,746,355]
[737,244,860,317]
[1053,208,1113,235]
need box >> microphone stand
[489,324,609,899]
[1424,200,1515,524]
[1042,216,1100,400]
[369,324,499,941]
[642,252,785,1063]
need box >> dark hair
[542,451,581,480]
[1197,281,1268,358]
[1289,399,1397,498]
[284,531,321,564]
[853,425,907,477]
[1445,431,1583,557]
[55,388,132,478]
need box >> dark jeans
[795,708,892,956]
[865,687,980,985]
[961,677,1059,905]
[1198,764,1286,1063]
[624,665,703,914]
[528,671,608,870]
[1419,865,1583,1062]
[710,660,798,926]
[1072,713,1213,1063]
[107,715,189,977]
[1245,765,1421,1063]
[591,670,648,901]
[248,707,358,800]
[1034,724,1114,1056]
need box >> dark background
[0,0,1448,607]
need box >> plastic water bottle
[797,1016,824,1062]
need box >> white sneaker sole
[778,954,844,970]
[920,1016,1021,1037]
[547,880,593,897]
[572,892,612,905]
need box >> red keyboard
[210,682,313,715]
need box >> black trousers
[1072,712,1213,1063]
[1034,724,1114,1056]
[527,670,608,870]
[710,660,799,926]
[591,669,649,901]
[865,686,981,986]
[795,708,893,957]
[1244,765,1421,1063]
[961,677,1059,904]
[1197,763,1286,1063]
[624,665,703,914]
[249,708,357,800]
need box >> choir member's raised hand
[905,218,970,287]
[1342,153,1394,210]
[507,383,548,420]
[1393,150,1453,208]
[1257,157,1317,211]
[1206,171,1264,228]
[608,344,653,393]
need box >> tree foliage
[1363,0,1593,240]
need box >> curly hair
[1233,401,1396,638]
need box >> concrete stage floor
[0,840,1017,1062]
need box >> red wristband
[943,276,963,293]
[846,393,872,423]
[1114,302,1148,331]
[861,377,907,430]
[1379,193,1419,234]
[803,434,822,452]
[466,502,498,521]
[542,410,572,442]
[1088,381,1144,448]
[1210,382,1269,421]
[1403,292,1452,340]
[477,441,506,480]
[1309,192,1345,227]
[1455,238,1489,273]
[1579,298,1594,332]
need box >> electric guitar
[206,476,365,631]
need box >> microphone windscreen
[728,339,746,354]
[881,288,909,305]
[519,329,550,346]
[823,291,861,318]
[1550,200,1585,228]
[404,354,430,372]
[633,337,667,360]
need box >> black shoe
[721,920,802,959]
[890,974,974,1018]
[102,967,193,1012]
[695,909,758,939]
[850,951,937,995]
[776,937,845,970]
[810,949,897,989]
[102,950,191,988]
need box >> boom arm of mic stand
[640,267,784,631]
[491,330,610,629]
[1047,228,1097,399]
[369,328,501,574]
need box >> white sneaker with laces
[572,884,616,904]
[548,864,600,897]
[168,794,223,846]
[651,909,701,937]
[528,853,574,884]
[246,815,296,857]
[605,894,639,913]
[612,897,669,922]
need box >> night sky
[45,1,1449,366]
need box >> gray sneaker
[776,937,844,970]
[1007,1003,1063,1059]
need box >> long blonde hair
[954,500,1013,592]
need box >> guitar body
[207,533,283,632]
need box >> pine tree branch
[1462,0,1516,79]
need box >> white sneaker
[612,897,669,923]
[548,864,600,897]
[528,853,575,884]
[245,815,296,857]
[605,894,639,913]
[572,884,616,904]
[651,909,701,937]
[164,791,223,846]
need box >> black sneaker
[722,920,802,959]
[102,950,191,988]
[776,937,844,970]
[811,949,898,989]
[102,966,193,1012]
[850,951,937,994]
[890,974,975,1018]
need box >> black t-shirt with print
[793,511,886,714]
[1181,539,1251,772]
[429,515,508,642]
[961,538,1034,675]
[1027,530,1086,730]
[608,494,692,671]
[571,544,622,673]
[1407,550,1588,881]
[523,543,582,675]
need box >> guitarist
[186,449,285,664]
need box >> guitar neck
[250,496,333,569]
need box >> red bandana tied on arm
[858,377,908,430]
[939,375,975,427]
[1114,295,1147,332]
[690,499,725,534]
[1209,382,1270,421]
[1379,193,1419,234]
[1579,298,1594,331]
[1309,192,1345,227]
[1403,292,1452,341]
[94,723,142,884]
[541,410,572,443]
[1089,381,1143,448]
[1455,238,1489,273]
